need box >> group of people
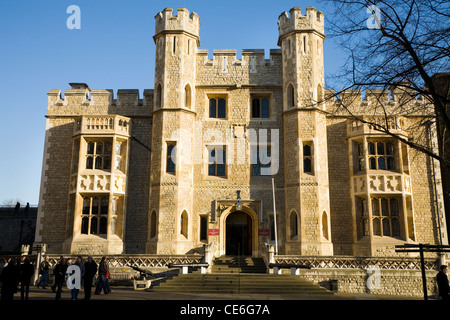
[0,256,35,300]
[0,255,112,300]
[50,255,112,300]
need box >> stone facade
[35,6,447,268]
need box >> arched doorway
[225,211,252,256]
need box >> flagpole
[272,177,278,255]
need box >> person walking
[37,256,50,289]
[83,255,97,300]
[70,256,85,300]
[0,258,19,300]
[19,256,34,300]
[437,265,450,300]
[53,258,68,300]
[94,257,109,295]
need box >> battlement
[154,7,200,40]
[278,6,324,44]
[197,48,281,66]
[324,86,429,116]
[47,86,154,109]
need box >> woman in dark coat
[19,256,34,300]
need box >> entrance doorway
[225,211,252,256]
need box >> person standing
[19,256,34,300]
[51,256,64,292]
[437,265,450,300]
[70,256,85,300]
[37,256,50,289]
[95,257,109,295]
[53,258,68,300]
[0,258,19,300]
[83,256,97,300]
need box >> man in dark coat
[0,258,19,300]
[436,265,450,300]
[83,255,97,300]
[53,258,68,300]
[19,256,34,300]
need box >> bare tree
[1,198,23,206]
[320,0,450,168]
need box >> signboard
[208,229,219,236]
[259,229,270,236]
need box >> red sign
[208,229,219,236]
[259,229,270,236]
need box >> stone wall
[299,268,439,298]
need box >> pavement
[7,285,425,301]
[2,286,438,319]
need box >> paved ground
[8,285,424,301]
[2,286,437,319]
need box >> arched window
[290,211,298,239]
[287,84,295,108]
[180,210,188,238]
[81,217,89,234]
[322,211,329,240]
[303,142,313,174]
[184,84,192,109]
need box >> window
[209,97,226,118]
[287,84,295,108]
[180,210,188,238]
[72,139,80,174]
[251,97,270,118]
[368,141,395,170]
[371,197,401,237]
[114,141,124,171]
[81,196,109,235]
[208,146,226,177]
[290,211,298,240]
[173,36,177,54]
[322,211,329,240]
[86,140,112,170]
[184,84,192,109]
[358,197,370,238]
[200,215,208,241]
[150,210,157,239]
[155,84,162,110]
[303,142,313,174]
[269,215,276,241]
[357,142,366,171]
[166,142,176,173]
[251,146,271,176]
[303,35,307,54]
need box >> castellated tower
[146,8,200,254]
[278,7,333,255]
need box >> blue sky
[0,0,347,205]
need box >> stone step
[211,256,267,274]
[150,273,333,295]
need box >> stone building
[35,6,448,262]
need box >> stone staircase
[150,256,333,296]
